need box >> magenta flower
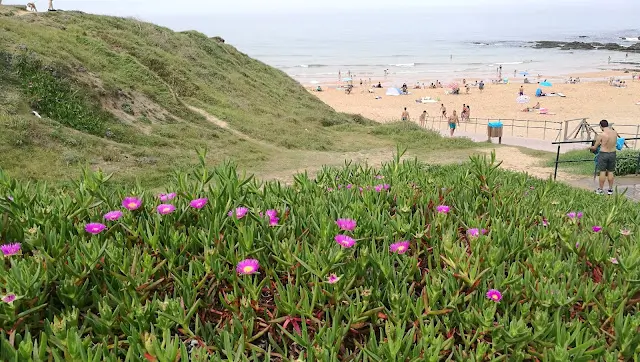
[269,217,279,226]
[383,184,390,190]
[104,210,123,221]
[346,184,353,189]
[0,243,21,256]
[85,223,107,235]
[390,241,410,254]
[237,259,259,275]
[1,294,16,303]
[122,197,142,211]
[190,198,208,209]
[158,193,176,201]
[266,209,278,219]
[486,289,502,302]
[436,205,450,214]
[157,204,176,215]
[336,218,357,231]
[228,207,248,219]
[592,226,602,233]
[567,211,583,219]
[327,274,341,284]
[335,235,356,248]
[542,219,549,227]
[374,184,384,192]
[467,228,480,238]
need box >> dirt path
[487,147,577,181]
[187,105,277,149]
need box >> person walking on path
[589,120,619,195]
[448,110,459,137]
[440,104,447,119]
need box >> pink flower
[85,223,107,235]
[374,184,384,192]
[486,289,502,302]
[620,229,632,236]
[157,204,176,215]
[190,198,208,209]
[542,219,549,227]
[104,211,123,221]
[346,184,353,189]
[335,235,356,248]
[327,188,334,192]
[237,259,259,275]
[610,257,619,264]
[158,193,176,201]
[269,217,279,226]
[336,218,357,231]
[327,274,341,284]
[0,243,21,256]
[390,241,410,254]
[228,207,248,219]
[266,209,278,219]
[592,226,602,233]
[436,205,450,214]
[1,294,16,303]
[567,211,583,219]
[467,228,480,238]
[375,175,384,179]
[122,197,142,211]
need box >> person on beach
[461,104,467,121]
[589,120,619,195]
[419,110,428,128]
[440,104,447,119]
[479,80,484,92]
[465,105,471,120]
[519,85,524,96]
[448,110,459,137]
[401,107,410,121]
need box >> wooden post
[543,120,547,139]
[635,125,639,149]
[526,119,529,137]
[554,145,561,180]
[564,120,569,140]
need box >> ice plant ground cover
[0,151,639,361]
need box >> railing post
[635,125,639,149]
[636,150,640,176]
[526,119,529,137]
[554,145,561,181]
[543,120,546,139]
[564,120,569,140]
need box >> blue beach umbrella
[540,81,552,87]
[342,77,353,82]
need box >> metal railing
[551,138,640,180]
[423,116,564,141]
[563,118,640,149]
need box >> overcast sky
[13,0,636,16]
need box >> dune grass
[0,6,488,188]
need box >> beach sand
[313,71,640,142]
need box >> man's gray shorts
[597,151,616,172]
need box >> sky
[12,0,637,16]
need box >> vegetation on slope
[0,6,479,186]
[0,151,639,360]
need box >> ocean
[152,3,640,85]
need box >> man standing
[448,110,459,137]
[419,110,428,128]
[440,104,447,119]
[401,107,410,121]
[589,120,618,195]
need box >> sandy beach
[313,71,640,142]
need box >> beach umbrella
[342,77,353,82]
[516,95,530,104]
[540,81,552,87]
[447,82,459,89]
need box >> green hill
[0,5,477,186]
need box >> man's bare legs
[598,171,614,194]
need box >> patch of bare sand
[486,147,576,180]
